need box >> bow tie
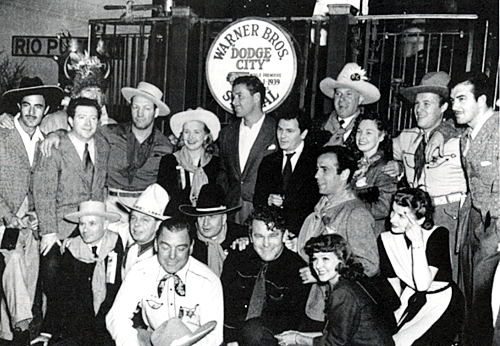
[158,274,186,297]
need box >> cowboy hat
[121,81,170,116]
[170,107,221,141]
[2,77,63,107]
[399,71,450,103]
[65,201,120,224]
[119,183,170,220]
[319,63,380,105]
[179,183,241,217]
[151,318,217,346]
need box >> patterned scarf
[174,146,212,206]
[67,230,119,315]
[197,223,227,276]
[323,113,357,146]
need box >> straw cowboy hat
[319,63,380,105]
[65,201,121,224]
[151,318,217,346]
[119,183,170,220]
[2,76,63,108]
[170,107,221,141]
[179,183,241,217]
[121,81,170,116]
[399,71,451,103]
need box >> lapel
[9,128,30,166]
[60,133,90,185]
[242,116,275,177]
[288,147,310,187]
[93,135,108,178]
[227,122,242,177]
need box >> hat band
[195,206,227,213]
[138,89,162,102]
[132,204,163,217]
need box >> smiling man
[106,218,223,346]
[254,112,319,235]
[385,71,467,281]
[221,206,308,346]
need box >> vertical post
[167,7,194,115]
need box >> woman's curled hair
[393,187,434,230]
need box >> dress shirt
[106,256,223,346]
[68,132,95,164]
[14,114,44,166]
[281,140,304,172]
[340,113,357,142]
[239,114,265,171]
[463,108,495,156]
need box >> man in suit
[221,206,309,346]
[310,63,380,151]
[33,97,110,339]
[0,77,62,345]
[219,76,278,224]
[179,183,247,276]
[36,201,123,346]
[254,112,320,236]
[450,72,499,346]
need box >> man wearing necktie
[107,218,223,346]
[385,71,467,282]
[309,63,380,151]
[450,72,500,346]
[254,112,320,236]
[34,201,123,346]
[221,206,309,346]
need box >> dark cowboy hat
[399,71,450,103]
[2,77,63,107]
[179,183,241,217]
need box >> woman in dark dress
[276,234,395,346]
[157,108,221,217]
[378,188,464,346]
[352,111,397,237]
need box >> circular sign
[206,17,297,114]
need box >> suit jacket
[253,145,320,235]
[34,132,110,239]
[0,127,41,223]
[218,116,278,208]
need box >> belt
[108,190,143,198]
[432,192,466,206]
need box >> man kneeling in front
[106,219,223,346]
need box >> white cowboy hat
[65,201,120,224]
[319,63,380,105]
[170,107,221,141]
[121,81,170,116]
[118,183,170,220]
[151,318,217,346]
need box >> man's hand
[0,113,15,130]
[299,266,317,284]
[284,233,298,252]
[40,133,61,157]
[40,234,61,256]
[425,131,445,163]
[382,160,403,177]
[268,194,284,207]
[5,214,28,229]
[30,333,51,346]
[230,237,250,251]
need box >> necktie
[83,143,94,174]
[413,133,426,184]
[282,152,295,191]
[158,274,186,298]
[91,246,98,258]
[246,262,268,320]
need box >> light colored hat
[170,107,221,141]
[118,183,170,220]
[65,201,120,224]
[319,63,380,105]
[121,81,170,116]
[151,318,217,346]
[399,71,450,103]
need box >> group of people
[0,55,497,346]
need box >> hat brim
[399,85,449,103]
[118,199,170,220]
[3,85,64,108]
[179,204,241,217]
[170,109,221,141]
[319,77,381,105]
[64,210,121,224]
[170,321,217,346]
[121,87,170,116]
